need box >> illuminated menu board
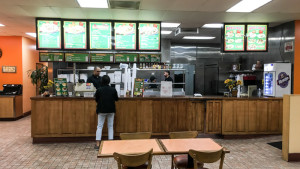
[139,23,161,50]
[37,20,61,49]
[90,22,112,49]
[114,22,136,50]
[247,25,268,51]
[90,53,114,63]
[115,54,138,62]
[139,54,161,63]
[65,53,89,62]
[63,21,87,49]
[224,25,245,51]
[39,53,64,62]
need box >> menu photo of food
[39,21,60,34]
[54,78,68,96]
[115,23,135,35]
[139,24,159,36]
[65,21,86,34]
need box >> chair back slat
[188,148,226,169]
[169,131,198,139]
[120,132,152,140]
[113,149,153,169]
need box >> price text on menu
[139,23,161,50]
[247,25,268,51]
[90,22,112,49]
[37,20,61,49]
[64,21,87,49]
[224,25,245,51]
[114,22,136,50]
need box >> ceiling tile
[44,0,80,8]
[111,9,139,20]
[139,10,166,21]
[19,6,59,17]
[51,7,86,19]
[81,9,112,19]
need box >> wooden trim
[155,139,165,153]
[32,136,95,144]
[282,95,290,161]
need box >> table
[97,139,165,158]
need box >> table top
[159,138,227,154]
[98,139,165,158]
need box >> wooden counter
[0,95,23,119]
[30,96,283,140]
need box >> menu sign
[115,22,136,50]
[54,78,68,96]
[151,54,161,62]
[139,54,151,62]
[139,23,161,50]
[63,21,87,49]
[90,22,112,49]
[247,25,268,51]
[90,53,114,63]
[37,20,61,49]
[224,25,245,51]
[65,53,89,62]
[39,53,64,62]
[133,78,144,97]
[115,54,138,62]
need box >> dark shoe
[94,145,99,150]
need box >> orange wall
[295,21,300,94]
[0,37,23,90]
[22,37,39,113]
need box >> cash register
[0,84,22,95]
[74,83,96,97]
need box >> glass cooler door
[264,72,275,96]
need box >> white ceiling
[0,0,299,42]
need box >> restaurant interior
[1,0,300,168]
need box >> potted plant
[27,65,48,95]
[42,80,54,97]
[224,79,242,97]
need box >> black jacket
[95,85,119,114]
[87,75,102,89]
[165,76,173,82]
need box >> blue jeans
[96,113,114,141]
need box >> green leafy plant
[27,65,48,94]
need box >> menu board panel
[54,78,68,96]
[63,21,87,49]
[247,25,268,51]
[151,54,161,63]
[37,20,61,49]
[65,53,89,62]
[224,25,245,51]
[90,22,112,49]
[133,78,144,97]
[90,53,114,63]
[115,54,138,62]
[39,53,64,62]
[139,54,161,62]
[139,23,161,50]
[114,22,136,50]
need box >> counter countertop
[30,95,283,100]
[0,95,22,98]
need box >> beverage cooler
[263,63,291,97]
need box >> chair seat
[173,155,204,169]
[123,163,149,169]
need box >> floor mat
[267,141,282,150]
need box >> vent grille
[110,1,140,10]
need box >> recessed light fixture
[77,0,109,8]
[0,23,5,26]
[227,0,272,13]
[202,24,223,28]
[26,33,36,37]
[161,31,172,35]
[161,22,181,28]
[183,36,215,40]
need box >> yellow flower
[229,85,233,90]
[224,79,229,84]
[237,80,242,85]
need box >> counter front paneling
[0,95,23,119]
[30,96,282,140]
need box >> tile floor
[1,116,300,169]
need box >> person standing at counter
[87,67,102,89]
[164,71,173,82]
[94,75,119,149]
[149,75,158,89]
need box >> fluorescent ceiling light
[227,0,272,12]
[161,31,172,35]
[202,23,223,28]
[161,22,181,28]
[183,36,215,40]
[0,23,5,26]
[77,0,109,8]
[26,33,36,37]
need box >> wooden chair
[169,131,198,169]
[188,148,226,169]
[120,132,152,140]
[113,149,153,169]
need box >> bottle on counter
[257,88,262,97]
